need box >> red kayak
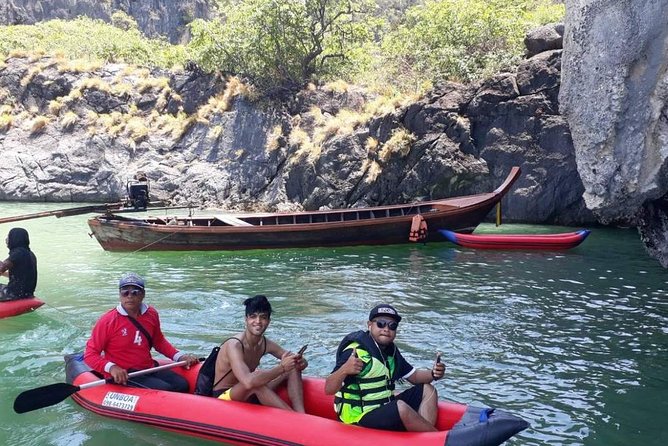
[64,355,528,446]
[440,229,591,250]
[0,297,44,319]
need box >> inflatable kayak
[0,297,44,319]
[440,229,591,250]
[64,355,528,446]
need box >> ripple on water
[1,209,666,446]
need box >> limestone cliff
[0,31,593,227]
[560,0,668,266]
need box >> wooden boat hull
[0,297,44,319]
[88,167,521,251]
[440,229,591,250]
[65,355,528,446]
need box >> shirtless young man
[212,295,307,412]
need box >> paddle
[13,359,198,414]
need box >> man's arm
[83,313,135,385]
[0,258,11,275]
[83,315,113,374]
[407,368,433,384]
[325,348,363,395]
[406,357,445,385]
[149,310,179,359]
[227,341,296,391]
[266,339,308,371]
[265,338,287,360]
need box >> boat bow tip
[578,229,591,239]
[444,406,529,446]
[439,229,459,244]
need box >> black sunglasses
[375,320,399,331]
[120,289,143,297]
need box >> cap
[369,304,402,322]
[118,272,145,290]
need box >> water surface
[0,203,666,446]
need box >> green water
[0,202,666,446]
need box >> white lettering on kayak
[102,392,139,411]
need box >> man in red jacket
[84,272,198,391]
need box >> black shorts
[357,384,425,431]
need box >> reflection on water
[0,203,666,446]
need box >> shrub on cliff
[0,1,563,96]
[188,0,376,90]
[0,17,187,69]
[377,0,564,90]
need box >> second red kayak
[0,297,44,319]
[440,229,591,250]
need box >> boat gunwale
[89,200,497,234]
[69,370,458,446]
[71,392,301,446]
[88,167,520,231]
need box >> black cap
[369,304,402,322]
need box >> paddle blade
[14,382,79,414]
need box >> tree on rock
[188,0,374,90]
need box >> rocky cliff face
[0,0,212,44]
[0,27,594,228]
[560,0,668,266]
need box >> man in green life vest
[325,304,446,431]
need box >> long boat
[87,167,521,251]
[0,297,44,319]
[64,355,529,446]
[440,229,591,250]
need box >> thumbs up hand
[343,348,364,376]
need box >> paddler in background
[0,227,37,301]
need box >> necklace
[371,337,395,403]
[371,337,391,380]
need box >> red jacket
[84,304,181,377]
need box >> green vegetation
[0,1,564,93]
[193,0,563,92]
[189,0,376,89]
[378,0,565,89]
[0,17,187,69]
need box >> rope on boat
[108,230,180,265]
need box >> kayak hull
[0,297,44,319]
[440,229,591,250]
[65,355,528,446]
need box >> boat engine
[126,173,150,210]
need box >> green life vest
[334,336,397,424]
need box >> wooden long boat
[440,229,591,250]
[64,355,529,446]
[87,167,520,251]
[0,297,44,319]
